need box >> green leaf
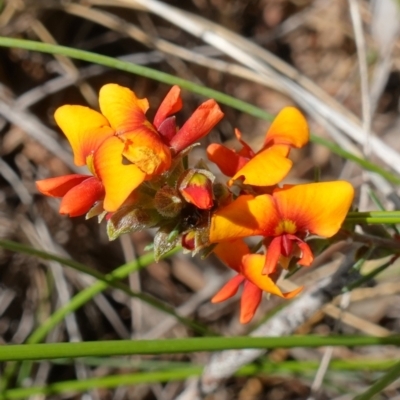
[0,335,399,361]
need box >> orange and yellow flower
[207,107,309,186]
[36,84,223,214]
[211,240,302,323]
[210,181,354,275]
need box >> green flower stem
[346,211,400,224]
[0,358,397,400]
[344,258,395,292]
[26,244,212,344]
[1,335,400,361]
[0,244,211,392]
[347,211,400,219]
[0,37,397,184]
[0,240,212,337]
[354,359,400,400]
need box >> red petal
[235,129,254,158]
[170,99,224,153]
[287,234,314,266]
[153,86,182,129]
[240,280,262,324]
[157,116,177,143]
[36,174,90,197]
[59,177,104,217]
[207,143,248,177]
[263,236,282,275]
[211,274,245,303]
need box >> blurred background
[0,0,400,399]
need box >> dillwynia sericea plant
[36,84,354,324]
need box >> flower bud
[179,169,214,210]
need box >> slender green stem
[24,245,214,345]
[354,359,400,400]
[0,241,212,337]
[344,258,395,291]
[0,37,397,184]
[1,335,400,361]
[311,135,400,184]
[347,211,400,219]
[0,358,397,399]
[346,211,400,224]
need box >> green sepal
[154,227,181,261]
[107,207,161,241]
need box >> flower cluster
[36,84,354,324]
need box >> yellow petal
[55,105,113,166]
[99,84,150,133]
[242,253,303,298]
[210,194,279,242]
[94,136,146,212]
[242,254,286,296]
[230,145,292,186]
[273,181,354,237]
[264,107,309,148]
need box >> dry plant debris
[0,0,400,399]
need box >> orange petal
[213,239,251,273]
[55,106,114,166]
[207,144,248,177]
[230,145,292,186]
[211,274,245,303]
[99,84,150,133]
[242,253,303,299]
[273,181,354,237]
[59,176,104,217]
[36,174,90,197]
[264,107,309,148]
[240,280,262,323]
[170,99,224,153]
[119,129,172,176]
[210,194,279,242]
[153,86,182,129]
[94,136,146,212]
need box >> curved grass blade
[0,37,397,184]
[0,335,400,361]
[0,358,397,399]
[354,359,400,400]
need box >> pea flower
[207,107,309,186]
[210,181,354,275]
[37,84,223,214]
[212,239,302,323]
